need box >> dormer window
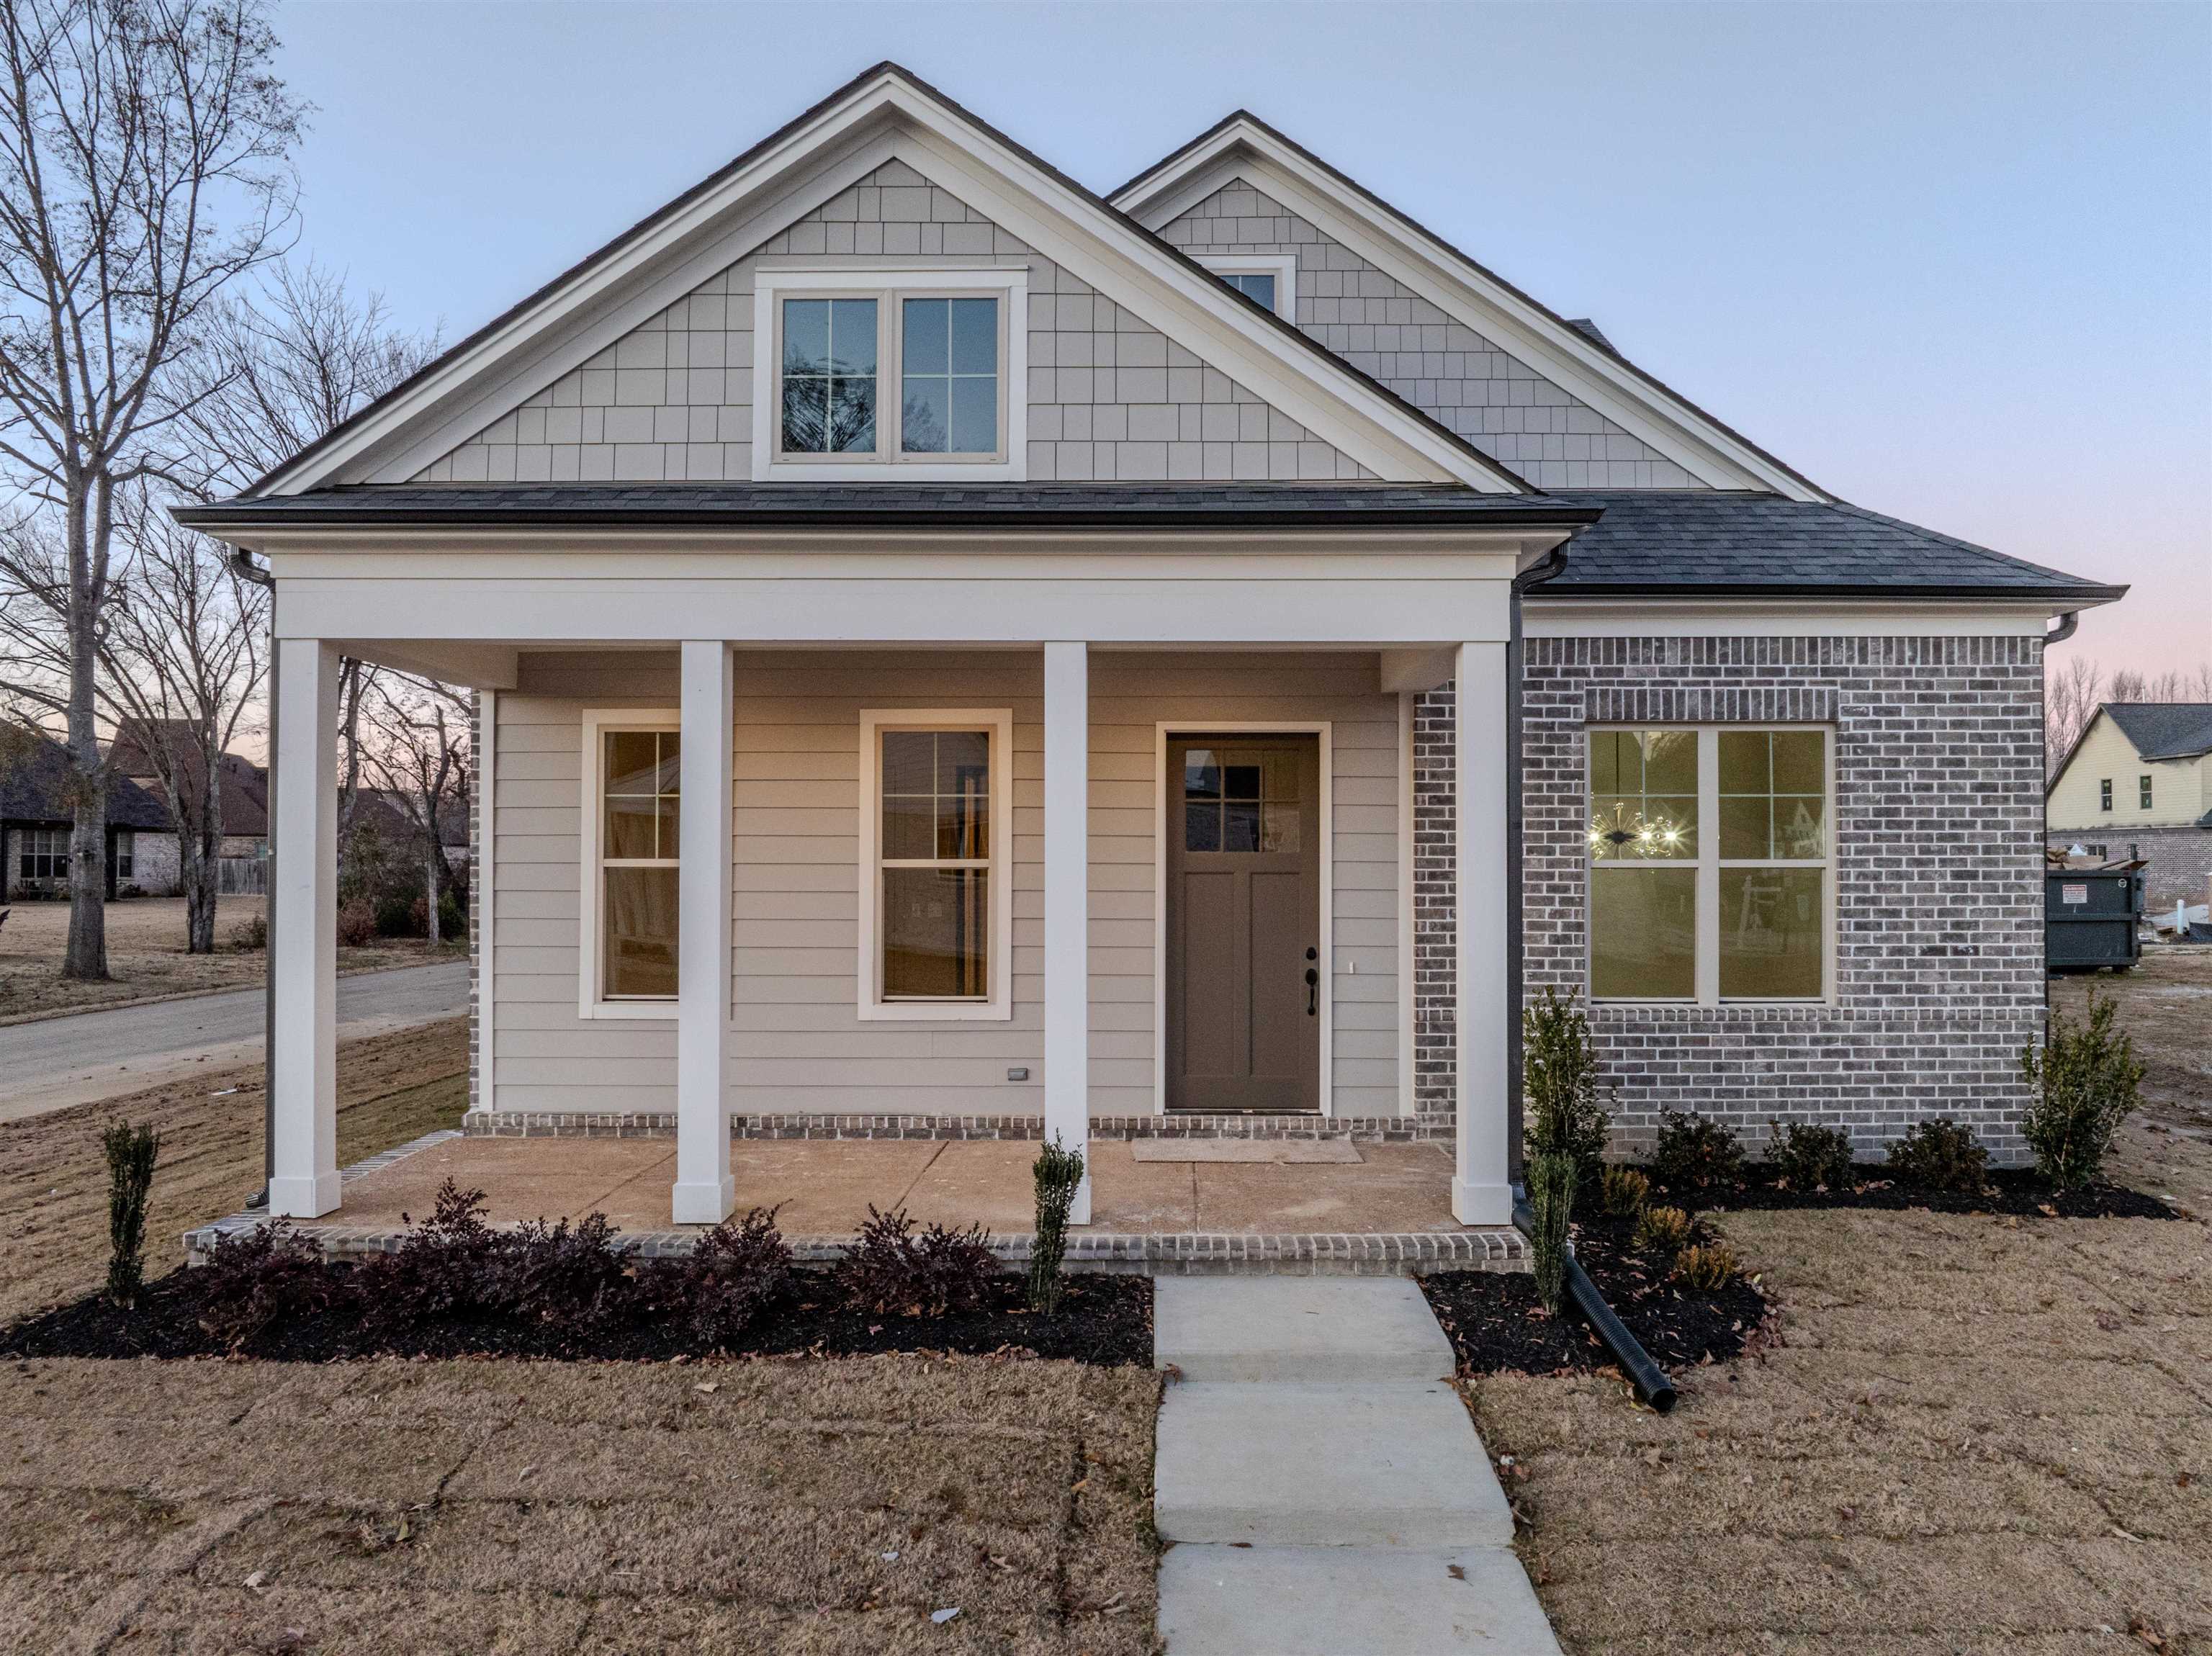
[752,268,1028,480]
[1196,255,1297,322]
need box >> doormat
[1130,1140,1363,1165]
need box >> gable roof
[107,721,269,836]
[1112,110,1829,500]
[2102,703,2212,763]
[1528,492,2127,603]
[245,64,1528,499]
[0,732,171,832]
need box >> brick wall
[1416,635,2049,1162]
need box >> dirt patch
[6,1266,1154,1368]
[2057,948,2212,1218]
[0,1020,467,1325]
[1466,1130,2212,1651]
[0,1352,1161,1654]
[1424,1214,1768,1378]
[0,896,459,1022]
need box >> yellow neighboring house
[2048,703,2212,906]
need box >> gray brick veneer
[1416,636,2049,1163]
[1158,179,1694,490]
[419,160,1372,485]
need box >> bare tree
[0,0,301,978]
[359,674,470,945]
[2046,654,2103,776]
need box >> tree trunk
[424,849,440,946]
[63,482,108,981]
[183,738,222,954]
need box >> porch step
[1154,1276,1457,1382]
[1154,1381,1514,1547]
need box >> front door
[1166,734,1321,1112]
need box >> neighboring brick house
[2046,703,2212,909]
[176,64,2121,1228]
[107,719,272,894]
[0,731,175,902]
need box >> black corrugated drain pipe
[1513,1197,1677,1413]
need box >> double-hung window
[581,714,680,1015]
[2140,775,2154,810]
[19,827,66,881]
[858,710,1012,1021]
[113,831,134,880]
[753,269,1027,480]
[1588,726,1832,1004]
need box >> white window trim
[577,706,680,1022]
[856,707,1015,1022]
[1586,724,1837,1008]
[1150,720,1335,1115]
[751,267,1029,482]
[1195,254,1298,322]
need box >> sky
[271,0,2210,680]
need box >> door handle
[1304,965,1318,1015]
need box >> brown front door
[1166,734,1321,1112]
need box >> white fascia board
[1114,128,1829,501]
[1521,598,2060,637]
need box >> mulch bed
[1640,1165,2177,1220]
[0,1267,1154,1367]
[1422,1213,1768,1380]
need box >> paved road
[0,960,470,1122]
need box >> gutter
[2045,611,2080,645]
[1512,1196,1677,1413]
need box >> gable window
[1195,255,1297,321]
[2140,775,2153,810]
[857,709,1013,1021]
[1588,726,1832,1004]
[753,269,1028,481]
[2100,778,2113,811]
[579,712,680,1017]
[19,827,67,881]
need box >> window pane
[1771,731,1824,794]
[830,299,877,372]
[902,297,948,374]
[1718,794,1769,860]
[781,298,876,453]
[1720,869,1823,999]
[950,376,997,453]
[1262,750,1301,801]
[606,730,661,794]
[1774,796,1825,859]
[783,299,830,374]
[882,731,935,794]
[1223,798,1261,852]
[1591,868,1696,999]
[656,796,682,860]
[1231,272,1275,310]
[1717,729,1769,795]
[604,865,678,997]
[949,298,997,373]
[1642,729,1697,793]
[1588,730,1699,860]
[606,793,657,859]
[1260,803,1300,853]
[1185,803,1220,852]
[1224,763,1261,800]
[827,377,876,451]
[935,730,988,793]
[1183,750,1221,798]
[884,867,988,997]
[936,793,988,860]
[883,795,936,860]
[901,377,949,453]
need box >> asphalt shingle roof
[0,732,171,831]
[2103,703,2212,763]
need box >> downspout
[230,547,276,1209]
[1514,1194,1677,1410]
[2045,611,2080,646]
[1505,538,1573,1185]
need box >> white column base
[1452,1176,1514,1228]
[268,1171,342,1220]
[672,1175,738,1227]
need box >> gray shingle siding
[1157,179,1698,490]
[1416,635,2048,1162]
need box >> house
[0,730,175,902]
[107,719,271,894]
[174,64,2123,1228]
[2047,703,2212,907]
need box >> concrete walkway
[0,959,469,1122]
[1154,1277,1562,1655]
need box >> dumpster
[2046,868,2144,972]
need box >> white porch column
[1453,640,1514,1225]
[269,638,339,1218]
[672,639,736,1225]
[1043,641,1092,1223]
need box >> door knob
[1304,964,1318,1015]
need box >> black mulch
[1421,1213,1768,1380]
[0,1268,1154,1367]
[1639,1165,2177,1220]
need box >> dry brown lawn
[1470,959,2212,1655]
[0,896,460,1024]
[0,1018,469,1325]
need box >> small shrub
[1522,987,1611,1185]
[1652,1109,1744,1191]
[228,912,267,951]
[1634,1204,1692,1256]
[1766,1119,1856,1192]
[640,1207,793,1346]
[835,1206,997,1317]
[1885,1119,1988,1194]
[1670,1242,1742,1290]
[2022,990,2144,1190]
[102,1122,160,1306]
[439,893,464,940]
[336,897,377,948]
[117,883,145,899]
[1525,1150,1576,1315]
[1028,1138,1086,1314]
[1599,1165,1650,1218]
[354,1180,501,1325]
[493,1212,631,1333]
[375,894,419,937]
[194,1222,334,1351]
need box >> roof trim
[251,65,1531,499]
[1111,111,1832,500]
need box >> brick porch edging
[459,1108,1445,1144]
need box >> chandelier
[1588,800,1686,859]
